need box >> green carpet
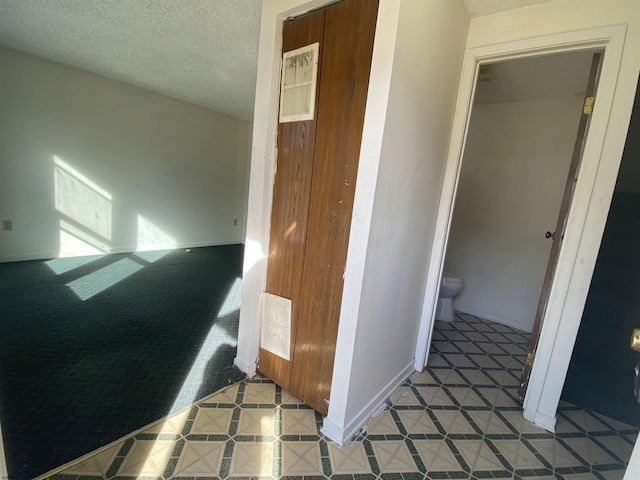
[0,244,245,479]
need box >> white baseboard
[455,303,533,333]
[321,362,414,445]
[524,408,556,433]
[0,240,244,263]
[234,356,257,378]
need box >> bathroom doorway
[436,48,619,405]
[443,49,598,340]
[435,48,640,430]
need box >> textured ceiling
[0,0,262,122]
[0,1,560,123]
[474,49,598,103]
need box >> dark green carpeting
[0,244,245,479]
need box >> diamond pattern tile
[492,439,545,470]
[59,442,122,475]
[146,409,190,435]
[236,408,276,436]
[242,382,276,404]
[367,410,400,435]
[397,409,439,434]
[115,439,175,476]
[413,439,461,471]
[528,438,583,469]
[454,439,504,470]
[172,441,225,477]
[416,385,456,406]
[281,441,324,476]
[389,386,421,405]
[433,410,477,434]
[467,410,513,435]
[191,407,234,435]
[228,441,275,477]
[371,440,417,473]
[281,408,317,435]
[328,442,372,474]
[562,436,620,465]
[206,383,239,404]
[43,315,637,480]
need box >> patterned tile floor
[44,314,638,480]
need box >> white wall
[328,0,470,440]
[0,47,251,262]
[446,96,583,332]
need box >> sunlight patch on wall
[54,156,112,242]
[243,239,265,274]
[59,219,110,258]
[137,215,177,253]
[66,257,144,301]
[218,277,243,317]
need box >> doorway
[415,24,629,433]
[434,48,603,410]
[442,50,596,339]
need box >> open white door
[624,435,640,479]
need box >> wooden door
[518,52,602,398]
[258,0,379,414]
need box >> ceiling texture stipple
[0,0,559,122]
[0,0,262,122]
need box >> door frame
[414,24,627,431]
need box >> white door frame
[414,24,627,430]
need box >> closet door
[259,0,378,415]
[259,7,326,393]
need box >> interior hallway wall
[0,47,252,262]
[338,0,470,429]
[445,95,583,332]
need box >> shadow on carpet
[0,244,246,479]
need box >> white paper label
[261,292,292,360]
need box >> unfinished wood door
[259,7,326,393]
[258,0,379,414]
[518,52,602,398]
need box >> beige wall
[0,47,251,261]
[446,95,584,331]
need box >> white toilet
[435,273,464,322]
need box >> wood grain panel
[290,0,379,414]
[258,9,326,390]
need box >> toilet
[435,273,464,322]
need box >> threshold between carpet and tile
[42,315,638,480]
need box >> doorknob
[545,231,555,239]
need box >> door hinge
[525,352,536,367]
[583,96,595,115]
